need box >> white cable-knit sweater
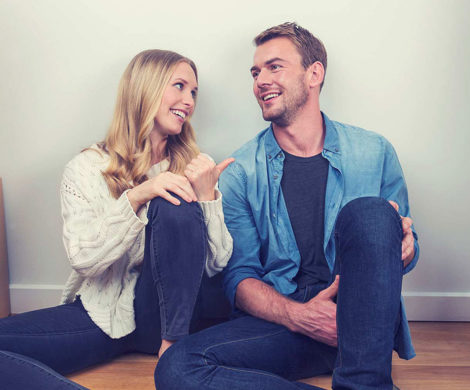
[59,145,233,338]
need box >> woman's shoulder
[63,143,110,179]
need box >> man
[155,22,419,390]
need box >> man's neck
[272,106,324,157]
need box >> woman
[0,50,233,389]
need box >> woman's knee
[147,194,204,230]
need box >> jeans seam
[176,202,206,337]
[151,225,169,339]
[150,200,206,341]
[169,209,206,340]
[210,364,290,380]
[0,351,86,389]
[201,329,288,366]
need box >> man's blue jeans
[0,195,208,390]
[155,197,404,390]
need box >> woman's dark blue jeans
[155,197,404,390]
[0,195,207,389]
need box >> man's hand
[287,276,339,347]
[389,200,415,267]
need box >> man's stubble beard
[261,75,309,127]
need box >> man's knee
[336,197,402,239]
[154,344,184,390]
[154,341,198,390]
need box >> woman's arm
[199,190,233,276]
[61,154,147,278]
[184,154,235,276]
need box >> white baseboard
[10,284,64,313]
[403,292,470,321]
[9,284,470,321]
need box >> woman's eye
[174,83,183,90]
[191,90,197,98]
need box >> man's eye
[271,64,281,70]
[251,71,259,79]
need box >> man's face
[251,37,309,127]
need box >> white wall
[1,0,469,319]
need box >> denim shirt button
[273,175,278,179]
[272,213,276,218]
[268,154,272,159]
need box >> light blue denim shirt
[219,113,419,359]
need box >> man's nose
[256,68,272,87]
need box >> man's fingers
[402,217,413,231]
[216,158,235,176]
[321,275,339,299]
[402,244,413,260]
[388,200,399,212]
[402,230,414,260]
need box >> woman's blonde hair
[100,49,199,199]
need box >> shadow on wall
[0,178,11,318]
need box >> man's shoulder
[332,119,387,144]
[328,118,393,157]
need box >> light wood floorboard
[68,322,470,389]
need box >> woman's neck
[149,129,167,165]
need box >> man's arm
[236,277,339,347]
[381,139,419,273]
[219,161,338,347]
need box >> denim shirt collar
[322,113,341,155]
[264,112,341,158]
[265,127,283,161]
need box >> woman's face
[153,61,198,138]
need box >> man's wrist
[282,299,302,332]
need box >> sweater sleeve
[198,188,233,277]
[60,153,147,278]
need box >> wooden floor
[68,322,470,389]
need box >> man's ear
[306,61,325,89]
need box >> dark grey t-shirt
[280,150,330,288]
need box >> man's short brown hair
[254,22,327,89]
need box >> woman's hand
[127,171,198,212]
[184,155,235,201]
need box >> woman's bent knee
[148,194,204,230]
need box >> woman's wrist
[197,189,216,202]
[127,186,147,212]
